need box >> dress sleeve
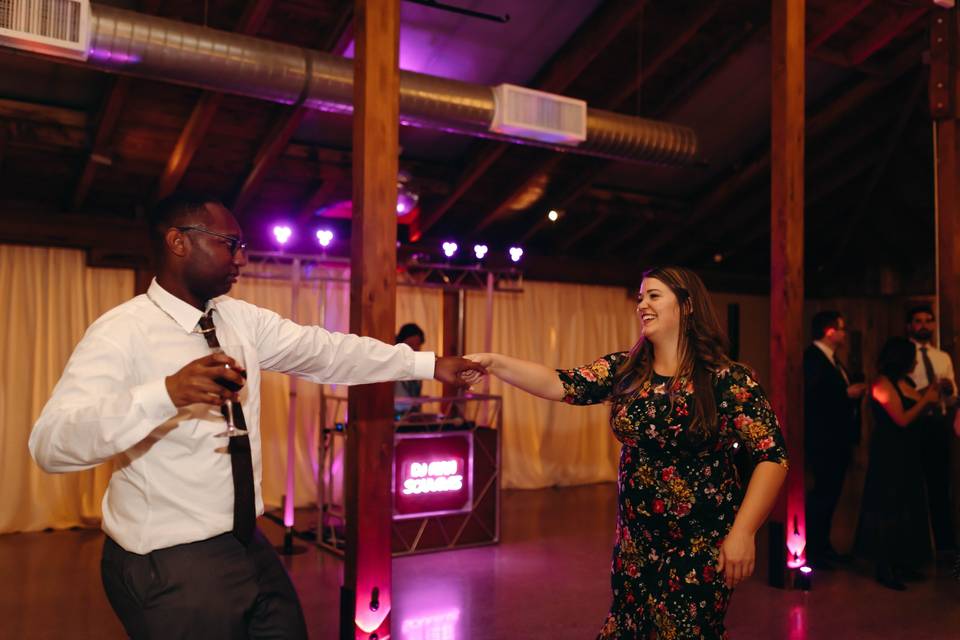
[717,364,789,468]
[556,352,628,406]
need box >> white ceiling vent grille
[491,84,587,145]
[0,0,90,60]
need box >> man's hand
[434,356,487,387]
[165,353,245,407]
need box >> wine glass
[214,344,248,437]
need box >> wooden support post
[769,0,805,588]
[342,0,400,638]
[441,289,462,399]
[931,8,960,371]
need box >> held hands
[165,353,245,407]
[458,353,494,386]
[433,356,487,387]
[717,528,756,589]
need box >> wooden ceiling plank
[474,1,722,236]
[600,0,722,111]
[808,0,873,50]
[417,0,649,236]
[846,5,927,66]
[557,210,612,253]
[633,41,924,259]
[231,3,354,215]
[152,0,278,203]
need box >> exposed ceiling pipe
[80,5,697,165]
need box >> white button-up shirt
[29,279,435,554]
[908,338,956,389]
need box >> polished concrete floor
[2,483,958,639]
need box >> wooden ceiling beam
[599,0,722,111]
[517,161,611,243]
[633,41,924,259]
[671,97,901,264]
[70,0,164,209]
[152,0,277,203]
[828,72,924,269]
[807,0,873,50]
[473,1,722,236]
[720,150,880,264]
[417,0,648,236]
[230,4,354,215]
[515,17,760,248]
[556,209,612,253]
[296,164,346,222]
[846,5,927,66]
[472,154,563,233]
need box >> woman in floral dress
[465,266,788,639]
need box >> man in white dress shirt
[906,304,958,553]
[28,194,485,639]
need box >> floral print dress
[558,353,789,640]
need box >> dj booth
[317,394,502,556]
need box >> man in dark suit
[804,310,866,568]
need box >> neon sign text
[402,459,463,495]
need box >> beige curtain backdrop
[465,281,637,488]
[0,244,133,534]
[12,245,932,536]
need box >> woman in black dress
[856,337,939,590]
[464,267,788,639]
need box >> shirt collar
[147,278,215,333]
[813,339,835,362]
[909,338,932,350]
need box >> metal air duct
[82,5,697,165]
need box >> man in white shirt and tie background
[906,304,958,555]
[28,193,486,639]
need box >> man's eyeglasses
[176,226,247,256]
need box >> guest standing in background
[803,311,866,569]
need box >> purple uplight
[442,242,458,258]
[799,566,813,574]
[272,225,293,246]
[509,246,523,263]
[87,48,142,64]
[473,244,488,260]
[316,229,334,248]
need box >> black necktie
[198,311,256,545]
[920,346,937,387]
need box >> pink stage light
[473,244,488,260]
[442,241,458,258]
[316,229,334,248]
[272,224,293,246]
[509,246,523,262]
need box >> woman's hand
[460,353,495,385]
[717,528,756,589]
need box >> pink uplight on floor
[401,608,460,640]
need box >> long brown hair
[613,266,733,442]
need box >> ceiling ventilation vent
[0,0,90,60]
[491,84,587,145]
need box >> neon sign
[402,459,464,495]
[394,433,472,518]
